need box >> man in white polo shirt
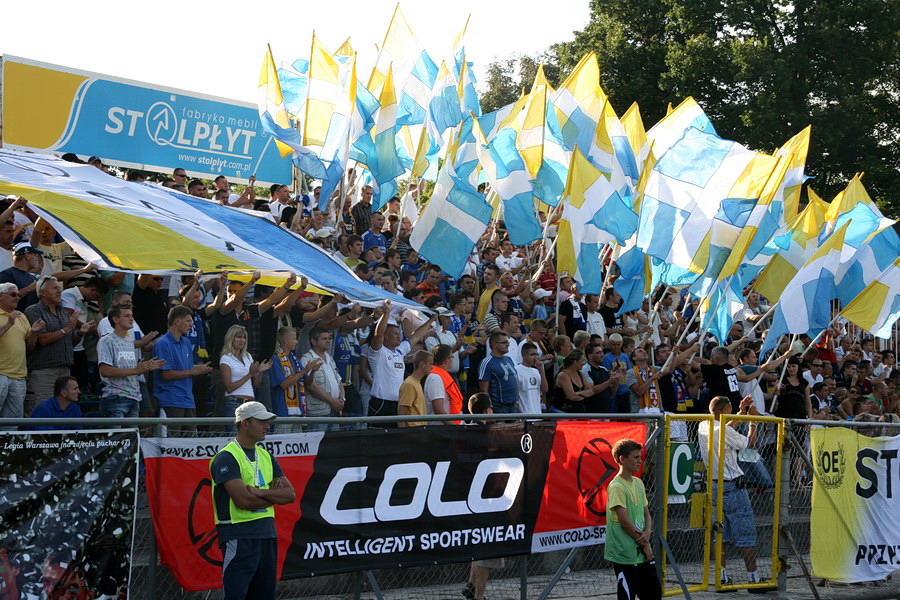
[367,300,436,425]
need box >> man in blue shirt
[603,334,634,413]
[153,305,212,432]
[361,212,387,255]
[478,331,519,414]
[30,375,83,430]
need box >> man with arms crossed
[210,401,295,600]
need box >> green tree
[480,57,519,114]
[551,0,900,216]
[479,53,564,113]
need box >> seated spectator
[30,376,83,430]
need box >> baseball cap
[13,242,43,256]
[533,288,552,300]
[315,226,336,238]
[436,307,453,317]
[234,401,277,423]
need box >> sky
[3,0,590,105]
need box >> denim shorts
[713,480,757,547]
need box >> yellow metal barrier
[662,414,785,595]
[662,414,714,596]
[713,414,784,593]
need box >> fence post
[147,525,157,600]
[653,415,666,580]
[520,555,528,600]
[776,424,792,593]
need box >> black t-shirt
[211,445,285,543]
[558,298,586,338]
[209,304,262,365]
[0,266,38,309]
[656,371,677,413]
[132,284,169,336]
[701,363,742,404]
[584,364,612,412]
[599,305,623,330]
[775,378,808,419]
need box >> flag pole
[599,243,616,294]
[531,235,560,285]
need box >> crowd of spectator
[1,158,898,441]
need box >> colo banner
[0,149,416,309]
[141,421,645,590]
[0,429,139,599]
[1,55,290,185]
[811,427,900,582]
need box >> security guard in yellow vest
[210,401,295,600]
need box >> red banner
[141,421,646,591]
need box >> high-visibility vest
[210,441,274,525]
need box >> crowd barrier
[3,414,900,599]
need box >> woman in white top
[220,325,272,427]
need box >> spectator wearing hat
[0,242,44,309]
[87,156,105,171]
[210,401,294,600]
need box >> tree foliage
[483,0,900,215]
[480,53,563,113]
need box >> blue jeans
[101,394,140,421]
[224,396,252,434]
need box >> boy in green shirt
[605,439,661,600]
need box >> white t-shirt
[60,286,88,352]
[802,371,823,388]
[220,353,255,397]
[585,311,607,338]
[516,364,543,414]
[423,372,447,415]
[425,329,459,373]
[0,248,12,272]
[97,321,146,383]
[496,255,524,272]
[368,340,411,401]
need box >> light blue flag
[411,162,491,278]
[699,278,745,343]
[398,50,439,127]
[349,83,381,165]
[823,200,891,250]
[277,67,309,118]
[460,60,482,118]
[473,122,541,246]
[614,246,648,315]
[836,224,900,307]
[533,108,569,206]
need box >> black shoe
[716,577,736,593]
[462,583,475,600]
